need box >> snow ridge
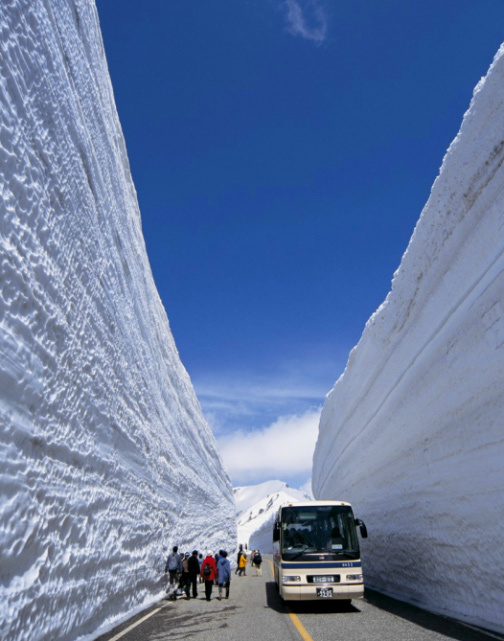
[0,2,235,641]
[312,45,504,634]
[234,480,312,553]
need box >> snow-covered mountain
[0,3,235,641]
[235,480,312,553]
[313,44,504,634]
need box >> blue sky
[96,0,504,488]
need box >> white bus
[273,500,368,601]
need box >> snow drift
[313,45,504,633]
[0,2,235,641]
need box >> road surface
[96,557,502,641]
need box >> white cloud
[194,373,327,437]
[283,0,328,44]
[191,350,345,484]
[192,350,344,440]
[217,407,321,484]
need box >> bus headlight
[282,575,301,583]
[346,574,363,581]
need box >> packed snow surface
[235,481,312,553]
[0,2,236,641]
[313,44,504,634]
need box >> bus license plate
[317,587,333,598]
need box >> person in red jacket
[200,550,218,601]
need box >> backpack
[253,553,262,564]
[203,562,212,576]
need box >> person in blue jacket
[217,550,231,600]
[164,546,181,588]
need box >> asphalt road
[96,557,503,641]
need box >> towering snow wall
[0,2,236,640]
[313,45,504,634]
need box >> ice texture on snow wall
[313,45,504,634]
[0,2,236,640]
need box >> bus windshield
[281,505,360,561]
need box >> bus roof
[279,500,352,508]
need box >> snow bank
[0,2,235,640]
[312,44,504,634]
[235,481,311,553]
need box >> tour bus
[273,500,368,601]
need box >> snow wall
[0,2,236,641]
[313,44,504,634]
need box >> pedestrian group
[164,544,262,602]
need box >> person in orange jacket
[238,550,248,576]
[201,551,218,601]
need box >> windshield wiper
[286,546,317,560]
[312,548,359,559]
[333,550,359,559]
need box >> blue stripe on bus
[281,561,362,569]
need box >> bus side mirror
[273,522,280,542]
[355,518,368,539]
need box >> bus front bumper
[281,583,364,601]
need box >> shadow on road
[95,600,242,641]
[364,589,502,641]
[265,582,360,615]
[152,603,240,640]
[264,581,284,613]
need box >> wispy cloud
[283,0,329,44]
[190,350,345,485]
[193,366,333,436]
[217,407,321,485]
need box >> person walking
[188,550,200,598]
[198,553,204,583]
[253,550,262,576]
[179,552,191,599]
[238,550,247,576]
[217,551,231,599]
[235,545,243,575]
[201,550,218,601]
[164,546,181,588]
[214,552,220,586]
